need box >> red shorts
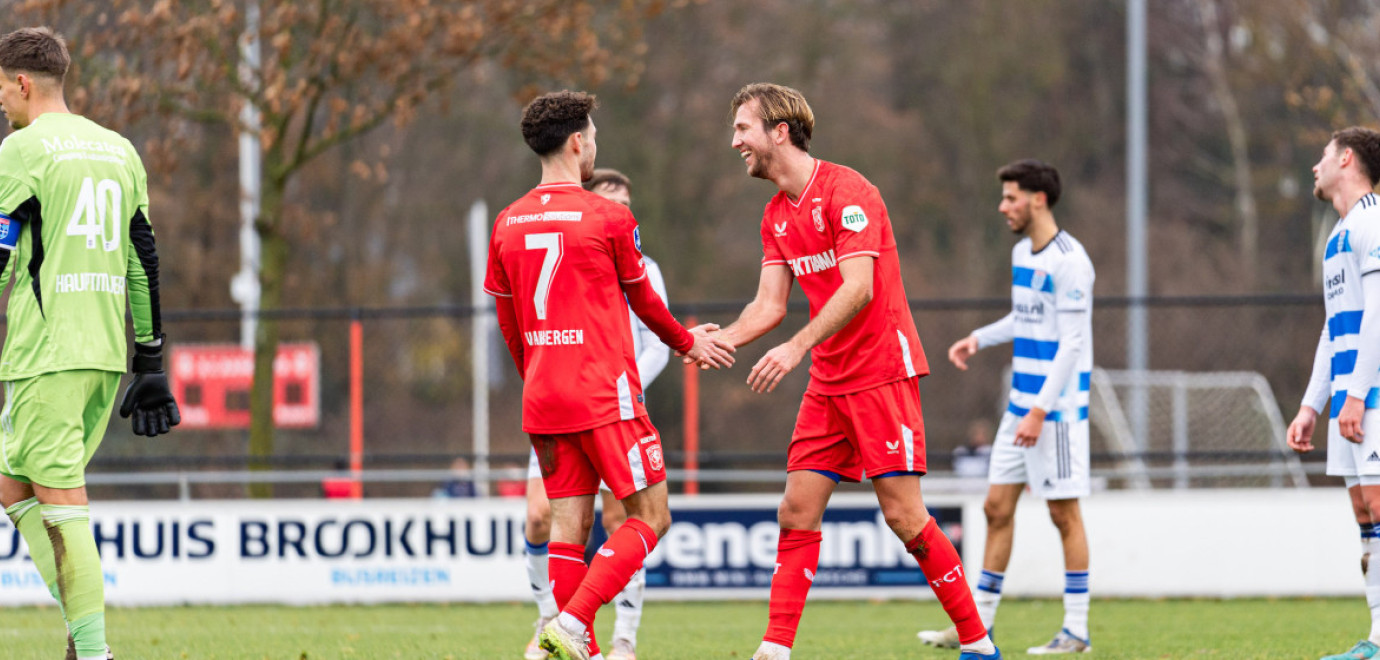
[531,416,667,499]
[787,377,927,482]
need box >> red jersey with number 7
[484,182,656,434]
[759,159,929,395]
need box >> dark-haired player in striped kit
[1289,126,1380,660]
[920,160,1094,655]
[709,82,997,660]
[0,26,180,660]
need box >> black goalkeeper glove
[119,336,181,437]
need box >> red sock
[547,542,600,656]
[764,528,822,647]
[907,517,985,644]
[563,518,658,631]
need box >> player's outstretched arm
[953,313,1016,370]
[747,258,872,394]
[633,259,672,384]
[623,274,733,368]
[715,264,793,350]
[948,336,980,371]
[684,329,736,370]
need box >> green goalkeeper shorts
[0,370,120,489]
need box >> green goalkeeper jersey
[0,112,162,380]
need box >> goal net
[1084,369,1308,489]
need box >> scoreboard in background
[170,343,321,429]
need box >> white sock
[613,567,645,645]
[525,540,558,619]
[1063,570,1090,640]
[1364,526,1380,643]
[558,612,587,638]
[756,640,791,658]
[959,635,996,655]
[973,569,1004,630]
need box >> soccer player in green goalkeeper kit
[0,27,180,660]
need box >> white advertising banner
[0,498,530,606]
[0,489,1363,605]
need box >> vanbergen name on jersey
[524,329,585,346]
[787,249,837,277]
[54,272,126,295]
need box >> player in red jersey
[485,91,734,660]
[708,83,999,660]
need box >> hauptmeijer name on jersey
[0,113,162,380]
[55,272,126,295]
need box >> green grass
[0,598,1368,659]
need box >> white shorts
[988,411,1090,500]
[1326,408,1380,478]
[528,448,611,492]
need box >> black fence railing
[36,292,1333,499]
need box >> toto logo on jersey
[840,205,868,232]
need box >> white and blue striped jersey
[975,231,1095,422]
[1312,193,1380,416]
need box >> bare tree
[17,0,666,495]
[1194,0,1260,287]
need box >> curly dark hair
[998,159,1062,208]
[1334,126,1380,187]
[0,27,69,80]
[521,91,598,157]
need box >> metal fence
[67,293,1333,500]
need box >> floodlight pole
[1127,0,1150,450]
[468,200,492,496]
[233,0,262,351]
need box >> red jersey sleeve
[761,206,787,267]
[829,178,886,263]
[607,207,649,284]
[606,205,694,353]
[482,213,513,298]
[494,295,525,378]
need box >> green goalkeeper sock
[41,504,106,658]
[4,497,63,608]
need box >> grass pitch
[0,598,1364,659]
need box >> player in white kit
[919,160,1094,654]
[522,169,669,660]
[1287,127,1380,660]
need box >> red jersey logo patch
[812,206,825,232]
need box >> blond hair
[730,83,814,151]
